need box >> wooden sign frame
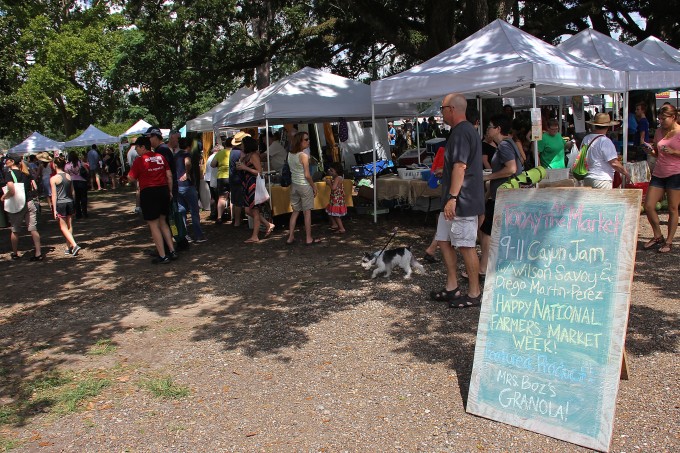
[467,188,641,452]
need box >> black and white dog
[361,247,426,279]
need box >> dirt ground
[0,188,678,452]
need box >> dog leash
[377,227,398,257]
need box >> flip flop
[658,242,673,253]
[305,238,323,246]
[461,270,486,279]
[643,236,665,250]
[285,239,296,245]
[265,224,275,238]
[449,293,482,309]
[332,230,346,235]
[430,287,461,302]
[244,238,261,244]
[423,253,439,263]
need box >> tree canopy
[1,0,677,144]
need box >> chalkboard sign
[467,188,641,452]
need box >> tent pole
[416,116,421,165]
[559,97,564,136]
[477,96,483,138]
[371,101,377,223]
[531,84,539,167]
[314,123,324,170]
[622,91,629,188]
[265,119,272,203]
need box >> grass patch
[57,377,112,413]
[87,339,117,356]
[0,435,20,451]
[140,376,189,399]
[1,370,113,425]
[0,406,14,425]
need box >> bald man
[430,93,484,308]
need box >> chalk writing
[468,189,639,451]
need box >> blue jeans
[177,185,204,239]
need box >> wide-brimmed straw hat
[231,131,251,147]
[35,151,53,162]
[587,112,620,127]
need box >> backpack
[572,135,604,181]
[79,162,90,179]
[280,153,292,187]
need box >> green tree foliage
[1,0,677,143]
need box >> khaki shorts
[8,200,39,233]
[290,183,314,211]
[435,212,478,248]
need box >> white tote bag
[254,174,270,205]
[2,170,26,213]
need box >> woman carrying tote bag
[1,153,43,261]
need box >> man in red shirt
[128,136,177,264]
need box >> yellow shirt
[215,148,231,179]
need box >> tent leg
[531,84,539,167]
[416,116,421,165]
[371,101,377,223]
[622,92,629,189]
[314,123,324,170]
[477,96,483,138]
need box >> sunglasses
[439,105,453,112]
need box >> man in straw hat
[582,112,630,190]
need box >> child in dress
[325,163,347,233]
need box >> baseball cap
[144,126,163,138]
[6,153,23,162]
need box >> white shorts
[435,212,478,248]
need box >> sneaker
[71,245,82,256]
[168,250,179,260]
[194,236,207,243]
[185,235,194,243]
[133,207,141,214]
[152,255,171,264]
[65,247,73,255]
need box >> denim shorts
[650,173,680,191]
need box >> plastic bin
[397,167,429,180]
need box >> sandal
[430,287,462,302]
[461,270,486,280]
[29,254,44,262]
[265,224,275,238]
[449,293,482,309]
[10,252,20,260]
[423,253,439,264]
[658,242,673,254]
[305,238,323,246]
[643,236,664,250]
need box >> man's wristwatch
[445,194,458,203]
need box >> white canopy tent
[558,29,680,91]
[186,87,254,132]
[369,19,627,221]
[371,20,625,104]
[214,67,417,177]
[558,29,680,165]
[8,132,64,155]
[119,119,153,137]
[214,67,417,128]
[634,36,680,66]
[64,125,119,148]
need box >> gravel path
[0,189,677,452]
